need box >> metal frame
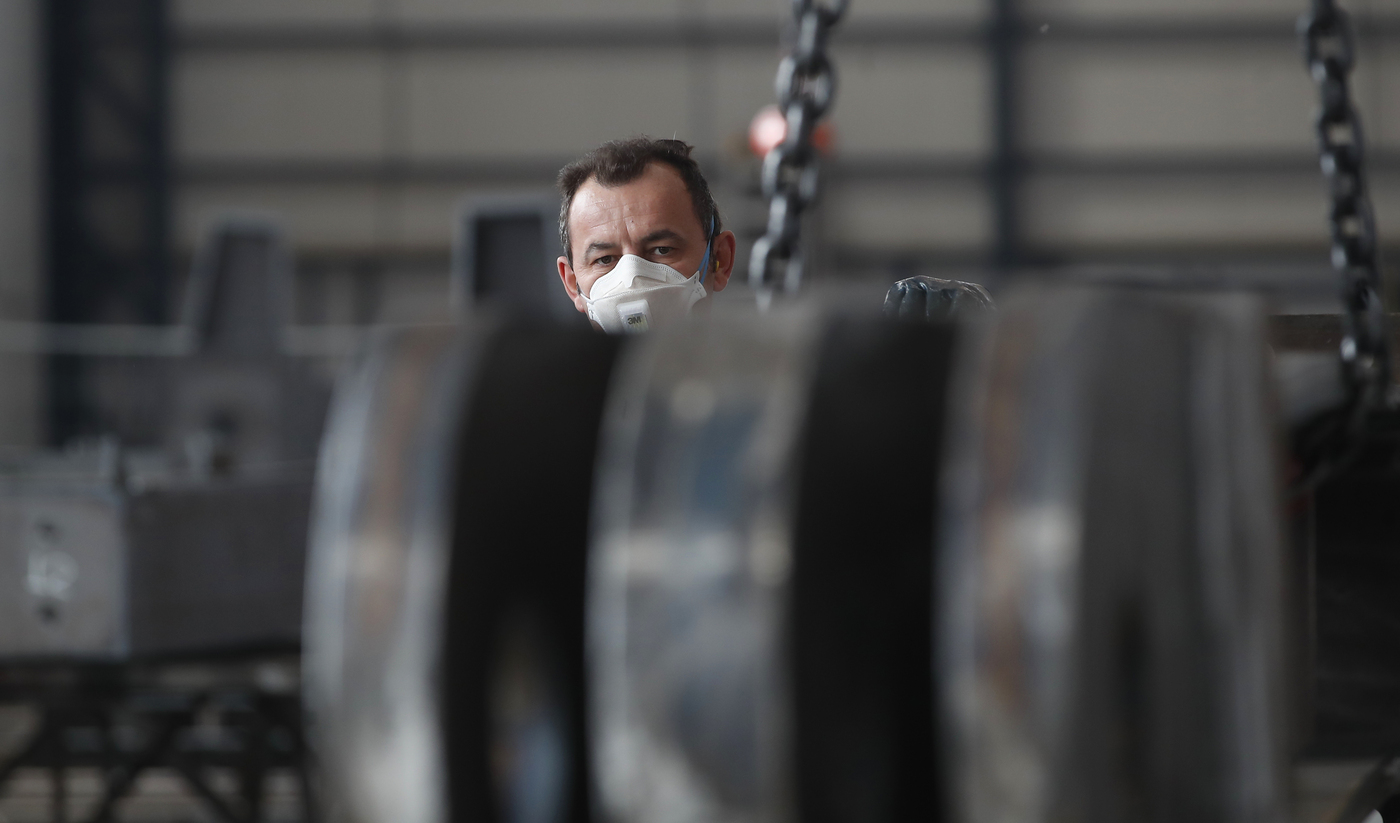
[0,662,314,823]
[43,0,171,444]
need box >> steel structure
[43,0,171,444]
[0,662,313,823]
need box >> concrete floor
[0,694,1382,823]
[0,705,304,823]
[0,764,1376,823]
[1297,759,1383,823]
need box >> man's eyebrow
[639,228,684,246]
[585,240,620,258]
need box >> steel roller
[307,285,1307,823]
[588,298,954,823]
[939,284,1293,823]
[304,317,619,823]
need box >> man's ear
[710,230,738,292]
[558,256,587,314]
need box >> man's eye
[652,247,674,256]
[595,256,615,267]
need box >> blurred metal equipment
[0,454,310,658]
[1271,316,1400,762]
[182,216,293,357]
[1307,444,1400,759]
[0,217,322,821]
[0,217,324,659]
[882,275,994,323]
[1281,6,1400,811]
[590,300,950,822]
[940,284,1291,823]
[305,317,618,823]
[169,217,331,469]
[306,301,950,823]
[749,0,849,296]
[306,286,1321,823]
[451,196,583,325]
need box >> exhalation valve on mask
[583,222,716,334]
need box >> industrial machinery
[0,219,327,823]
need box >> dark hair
[557,137,721,265]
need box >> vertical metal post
[44,0,84,323]
[143,0,173,325]
[49,712,67,823]
[43,0,90,445]
[989,0,1022,273]
[43,0,171,444]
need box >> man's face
[558,162,734,315]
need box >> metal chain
[1296,0,1391,488]
[749,0,849,298]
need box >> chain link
[749,0,850,297]
[1296,0,1391,489]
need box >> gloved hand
[882,275,994,323]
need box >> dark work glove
[882,276,994,323]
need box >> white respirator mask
[582,220,716,334]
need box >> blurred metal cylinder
[588,300,954,823]
[307,285,1306,823]
[304,316,619,823]
[938,284,1292,823]
[305,324,485,823]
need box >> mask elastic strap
[698,215,716,286]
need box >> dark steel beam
[167,155,987,186]
[832,241,1394,278]
[46,0,171,326]
[174,20,982,52]
[1031,151,1400,177]
[173,158,573,186]
[828,156,985,183]
[162,151,1400,187]
[171,17,1400,53]
[1024,17,1400,46]
[146,0,172,329]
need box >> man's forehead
[571,163,698,243]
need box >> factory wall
[0,0,1396,338]
[0,0,1392,340]
[166,0,1400,326]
